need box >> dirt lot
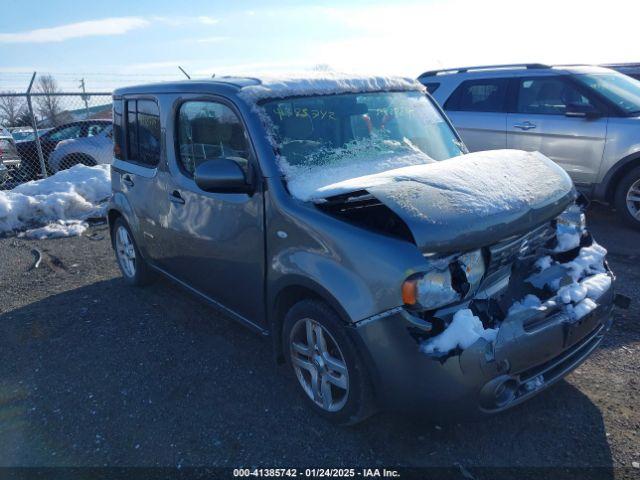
[0,205,638,478]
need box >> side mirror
[194,159,251,193]
[565,103,601,119]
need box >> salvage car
[0,126,22,183]
[108,75,617,424]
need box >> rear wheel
[614,166,640,230]
[112,218,155,286]
[283,299,375,425]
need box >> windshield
[261,91,464,200]
[575,72,640,115]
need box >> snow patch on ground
[420,309,498,355]
[0,164,110,239]
[237,73,424,104]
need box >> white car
[48,121,113,172]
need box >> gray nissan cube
[108,75,616,424]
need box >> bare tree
[35,75,63,127]
[0,92,26,127]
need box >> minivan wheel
[112,218,155,286]
[282,299,375,425]
[614,166,640,230]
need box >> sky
[1,0,639,92]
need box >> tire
[614,166,640,230]
[59,153,96,171]
[282,299,375,425]
[112,217,155,286]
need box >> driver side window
[48,124,83,142]
[177,101,251,177]
[516,77,594,115]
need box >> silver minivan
[419,64,640,229]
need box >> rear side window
[176,101,251,177]
[516,77,593,115]
[445,78,509,112]
[125,99,161,167]
[48,124,83,142]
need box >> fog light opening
[494,379,518,408]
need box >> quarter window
[126,99,161,167]
[445,78,509,112]
[516,77,593,115]
[177,101,251,177]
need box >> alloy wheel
[626,179,640,221]
[115,225,136,278]
[289,317,349,412]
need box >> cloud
[0,17,149,44]
[152,15,219,27]
[194,36,228,44]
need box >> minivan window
[446,78,509,112]
[574,72,640,115]
[516,77,593,115]
[126,99,161,167]
[177,101,251,177]
[113,100,125,160]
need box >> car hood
[318,150,575,252]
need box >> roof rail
[418,63,550,78]
[601,62,640,68]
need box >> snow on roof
[237,72,425,104]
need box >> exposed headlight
[402,249,486,310]
[557,203,586,231]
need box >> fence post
[26,72,48,179]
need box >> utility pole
[79,78,90,119]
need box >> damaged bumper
[350,273,615,418]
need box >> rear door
[506,76,608,185]
[444,77,509,151]
[111,97,167,259]
[153,96,266,328]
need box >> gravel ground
[0,205,638,478]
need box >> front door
[155,97,265,327]
[507,76,608,186]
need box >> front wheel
[283,299,375,425]
[614,166,640,230]
[112,218,155,286]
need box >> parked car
[601,63,640,81]
[16,120,111,179]
[108,76,616,424]
[9,127,52,143]
[48,122,113,172]
[0,126,22,182]
[418,64,640,229]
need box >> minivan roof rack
[418,63,550,78]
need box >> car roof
[113,77,261,96]
[418,63,615,79]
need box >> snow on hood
[0,164,111,238]
[237,72,425,104]
[304,149,570,207]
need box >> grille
[486,222,555,276]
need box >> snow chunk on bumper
[0,164,110,238]
[420,309,497,355]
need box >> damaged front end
[352,203,621,416]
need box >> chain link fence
[1,73,113,189]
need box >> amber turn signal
[402,279,417,305]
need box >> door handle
[513,121,537,131]
[169,190,185,205]
[122,174,134,187]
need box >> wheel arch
[269,277,352,364]
[597,151,640,202]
